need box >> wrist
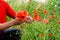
[13,18,19,25]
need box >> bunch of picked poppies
[16,10,30,21]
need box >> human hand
[13,18,24,25]
[25,16,33,23]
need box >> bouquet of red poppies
[16,10,30,21]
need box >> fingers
[25,16,33,23]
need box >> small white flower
[55,5,57,7]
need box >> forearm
[0,19,21,30]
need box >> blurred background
[6,0,60,21]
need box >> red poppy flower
[44,10,48,14]
[49,15,56,20]
[34,10,38,15]
[49,33,54,37]
[16,11,26,21]
[51,15,56,18]
[33,10,41,21]
[58,20,60,24]
[39,33,44,37]
[45,20,49,24]
[41,19,49,24]
[22,10,30,16]
[34,15,41,21]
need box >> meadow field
[6,0,60,40]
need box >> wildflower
[22,10,30,16]
[49,33,54,37]
[45,20,49,24]
[51,15,56,18]
[39,33,44,37]
[49,15,56,20]
[44,10,48,14]
[16,11,26,21]
[41,19,49,24]
[58,20,60,24]
[33,15,41,21]
[34,10,38,15]
[33,10,41,21]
